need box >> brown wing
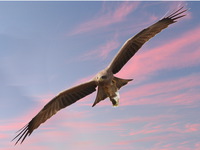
[108,6,187,74]
[12,80,97,145]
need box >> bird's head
[95,70,112,84]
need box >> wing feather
[12,80,97,145]
[108,7,187,74]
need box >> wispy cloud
[117,26,200,79]
[128,123,200,136]
[78,32,120,61]
[70,2,139,35]
[0,134,7,139]
[113,121,200,150]
[114,114,178,125]
[195,142,200,150]
[63,120,119,131]
[4,144,50,150]
[121,73,200,106]
[79,39,120,61]
[79,72,200,107]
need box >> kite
[12,6,187,145]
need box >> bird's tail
[92,86,107,107]
[92,77,133,107]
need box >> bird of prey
[13,6,187,145]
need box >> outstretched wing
[108,6,187,74]
[12,80,97,145]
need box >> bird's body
[12,6,188,145]
[93,68,132,107]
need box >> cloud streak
[79,72,200,107]
[121,73,200,106]
[113,121,200,150]
[79,38,120,61]
[117,26,200,79]
[70,2,139,35]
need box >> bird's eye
[101,75,107,79]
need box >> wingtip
[11,124,30,145]
[163,5,188,21]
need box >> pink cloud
[72,141,96,150]
[116,26,200,79]
[62,120,119,132]
[121,73,200,106]
[7,115,75,147]
[3,144,50,150]
[195,142,200,150]
[114,114,178,125]
[79,72,200,107]
[0,133,7,139]
[114,133,180,146]
[128,123,200,137]
[59,114,178,136]
[185,124,200,132]
[79,38,120,61]
[0,105,45,133]
[113,124,199,150]
[70,2,139,35]
[6,98,95,145]
[97,40,120,58]
[73,75,95,86]
[113,120,200,149]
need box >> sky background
[0,1,200,150]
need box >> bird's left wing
[108,7,187,74]
[12,80,97,145]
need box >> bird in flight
[13,6,187,145]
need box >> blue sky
[1,1,200,150]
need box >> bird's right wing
[12,80,97,145]
[108,6,187,74]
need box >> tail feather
[92,76,133,107]
[92,86,107,107]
